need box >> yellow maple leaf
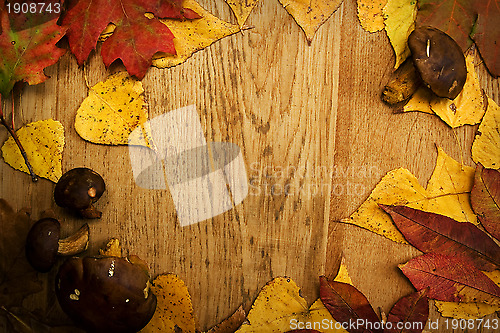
[435,270,500,319]
[1,119,64,182]
[277,0,344,43]
[74,72,152,147]
[226,0,260,27]
[341,147,476,244]
[236,276,347,332]
[472,98,500,170]
[357,0,388,33]
[141,274,196,333]
[152,0,240,68]
[383,0,417,69]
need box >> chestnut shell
[56,256,157,333]
[54,168,105,218]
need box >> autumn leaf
[385,289,429,333]
[206,305,246,333]
[226,0,260,26]
[0,2,66,97]
[472,98,500,169]
[152,0,241,68]
[277,0,344,43]
[383,0,417,68]
[319,276,381,333]
[434,270,500,319]
[341,147,476,244]
[399,253,500,305]
[62,0,200,79]
[472,0,500,77]
[236,277,346,332]
[380,205,500,271]
[141,274,196,333]
[0,199,41,309]
[1,119,65,182]
[471,164,500,240]
[334,257,353,285]
[74,72,152,147]
[416,0,476,52]
[357,0,388,33]
[99,238,122,257]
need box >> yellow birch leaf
[1,119,64,182]
[333,257,353,285]
[341,147,476,244]
[402,86,434,114]
[98,238,122,257]
[74,72,152,147]
[141,274,196,333]
[472,98,500,170]
[152,0,240,68]
[226,0,260,27]
[383,0,417,69]
[277,0,344,43]
[357,0,388,33]
[236,277,347,332]
[429,55,487,128]
[435,270,500,319]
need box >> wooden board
[0,0,499,331]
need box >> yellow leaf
[75,72,152,147]
[333,257,353,285]
[341,147,476,243]
[429,55,486,128]
[472,98,500,170]
[141,274,196,333]
[357,0,388,32]
[1,119,64,182]
[152,0,240,68]
[277,0,344,43]
[226,0,260,27]
[383,0,417,69]
[402,86,434,114]
[435,271,500,319]
[99,238,122,257]
[236,277,347,332]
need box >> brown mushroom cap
[56,256,157,333]
[408,27,467,99]
[25,218,60,272]
[54,168,105,218]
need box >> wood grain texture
[0,0,499,331]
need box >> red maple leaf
[63,0,200,79]
[0,1,66,97]
[473,0,500,77]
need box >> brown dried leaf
[471,164,500,241]
[206,305,245,333]
[385,289,429,333]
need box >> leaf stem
[0,99,38,182]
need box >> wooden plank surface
[0,0,499,331]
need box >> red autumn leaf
[416,0,477,51]
[471,164,500,241]
[473,0,500,76]
[62,0,200,79]
[384,289,429,333]
[380,205,500,271]
[0,2,66,97]
[319,276,382,333]
[399,253,500,304]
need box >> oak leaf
[74,72,152,147]
[385,289,429,333]
[472,0,500,77]
[1,119,65,182]
[399,253,500,305]
[341,147,476,244]
[383,0,417,68]
[472,98,500,169]
[236,277,346,332]
[356,0,388,33]
[471,164,500,240]
[0,2,66,97]
[380,205,500,271]
[62,0,200,79]
[226,0,260,26]
[152,0,241,68]
[140,274,196,333]
[277,0,344,43]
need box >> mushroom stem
[382,59,422,105]
[58,224,90,256]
